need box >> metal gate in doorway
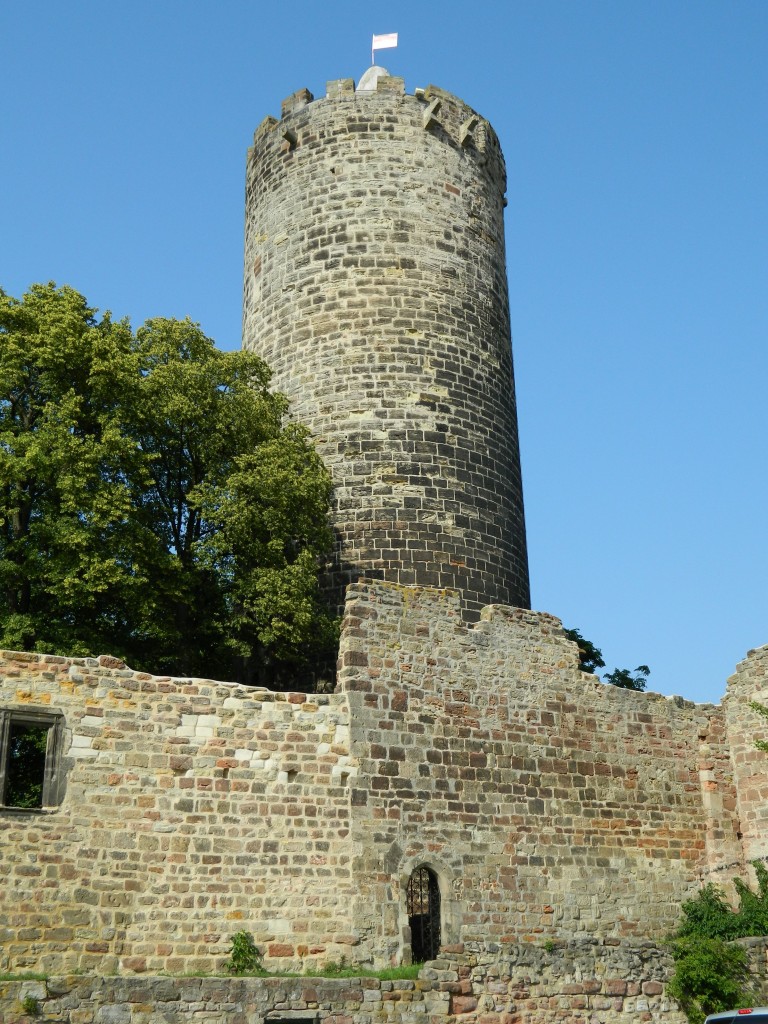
[406,866,441,963]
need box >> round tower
[243,72,530,616]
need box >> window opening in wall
[407,865,441,962]
[6,721,49,808]
[0,710,64,810]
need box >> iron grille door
[406,866,441,962]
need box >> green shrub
[677,883,743,940]
[667,936,751,1024]
[668,862,768,1023]
[225,931,265,975]
[678,863,768,940]
[732,863,768,936]
[21,995,40,1016]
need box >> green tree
[564,627,649,691]
[0,284,338,688]
[667,865,768,1023]
[129,316,338,685]
[667,936,751,1024]
[0,282,142,657]
[5,723,49,808]
[603,664,650,691]
[563,628,605,674]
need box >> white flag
[372,33,398,52]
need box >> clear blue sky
[2,1,767,704]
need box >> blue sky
[2,1,767,704]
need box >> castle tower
[243,73,530,615]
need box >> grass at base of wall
[299,963,423,980]
[0,964,424,982]
[0,973,48,982]
[178,963,424,980]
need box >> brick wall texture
[3,72,768,1023]
[2,580,767,998]
[2,939,768,1024]
[242,77,529,616]
[0,651,359,976]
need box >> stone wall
[242,77,529,615]
[0,650,360,975]
[723,644,768,871]
[0,973,449,1024]
[3,941,767,1024]
[1,580,766,981]
[338,581,745,962]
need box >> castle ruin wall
[724,643,768,868]
[0,651,360,976]
[338,582,746,961]
[2,581,764,979]
[4,940,768,1024]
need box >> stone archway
[406,865,441,962]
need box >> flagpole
[371,32,398,67]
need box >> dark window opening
[407,865,441,962]
[0,710,65,810]
[6,721,49,808]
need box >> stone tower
[243,72,530,615]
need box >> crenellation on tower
[243,73,529,616]
[281,86,314,117]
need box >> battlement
[251,75,507,195]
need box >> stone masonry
[1,581,767,991]
[242,76,529,616]
[338,582,764,963]
[3,70,768,1024]
[12,937,765,1024]
[0,650,359,976]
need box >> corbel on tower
[422,97,442,131]
[459,115,479,148]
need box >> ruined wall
[0,651,359,975]
[0,973,450,1024]
[338,581,744,962]
[724,644,768,869]
[243,77,529,615]
[5,940,768,1024]
[1,583,766,979]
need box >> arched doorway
[406,865,441,962]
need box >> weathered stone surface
[724,646,768,867]
[0,940,765,1024]
[2,69,768,1024]
[337,581,760,962]
[0,649,358,975]
[2,586,766,978]
[242,79,529,617]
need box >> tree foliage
[0,283,337,687]
[603,664,650,691]
[5,723,49,808]
[667,864,768,1023]
[563,628,605,674]
[564,627,649,690]
[667,935,751,1024]
[677,864,768,941]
